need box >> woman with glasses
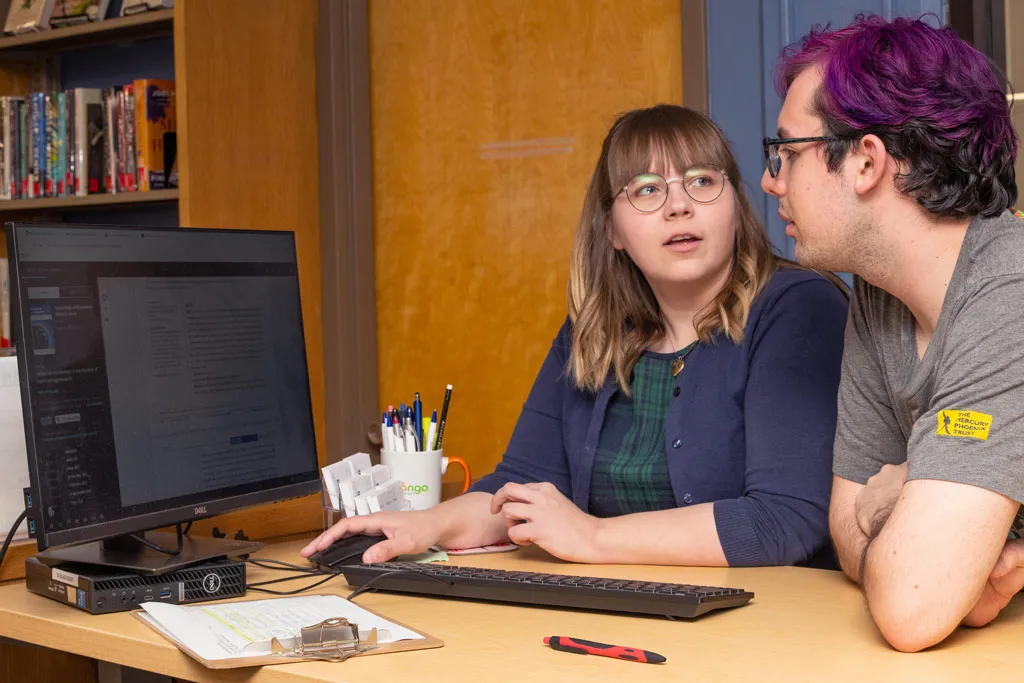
[303,104,848,568]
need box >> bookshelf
[0,0,179,222]
[0,8,172,54]
[0,187,176,211]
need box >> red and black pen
[543,636,666,664]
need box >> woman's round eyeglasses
[617,166,728,213]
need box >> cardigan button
[672,439,682,449]
[683,493,693,504]
[672,386,681,397]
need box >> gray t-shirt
[834,210,1024,521]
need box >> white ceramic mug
[379,449,471,511]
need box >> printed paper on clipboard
[135,593,443,669]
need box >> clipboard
[133,594,444,669]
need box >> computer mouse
[307,533,386,568]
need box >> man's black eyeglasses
[762,136,834,178]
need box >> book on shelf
[0,80,175,202]
[74,88,102,195]
[0,97,24,200]
[18,101,27,199]
[45,92,56,196]
[102,86,116,193]
[28,92,44,198]
[120,0,172,17]
[3,0,56,35]
[49,0,111,28]
[134,79,175,190]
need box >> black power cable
[0,510,28,569]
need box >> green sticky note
[397,550,449,564]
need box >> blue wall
[705,0,946,258]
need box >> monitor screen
[6,223,320,550]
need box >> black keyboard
[339,562,754,619]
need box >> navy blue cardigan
[469,267,849,566]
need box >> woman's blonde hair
[567,105,778,394]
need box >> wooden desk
[0,540,1022,682]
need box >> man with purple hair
[762,14,1024,652]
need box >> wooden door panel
[371,0,682,478]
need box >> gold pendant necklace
[666,329,694,377]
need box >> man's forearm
[831,502,870,584]
[859,480,1019,653]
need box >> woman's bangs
[606,117,729,192]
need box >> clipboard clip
[271,617,379,662]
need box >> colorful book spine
[102,87,117,193]
[0,98,9,200]
[29,92,44,198]
[45,93,56,196]
[72,88,102,195]
[19,99,28,198]
[56,91,67,196]
[85,91,103,194]
[65,89,74,196]
[11,98,22,199]
[133,79,175,191]
[123,84,135,192]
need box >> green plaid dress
[588,344,695,518]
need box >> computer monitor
[5,222,321,574]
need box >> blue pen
[413,392,423,452]
[425,410,438,452]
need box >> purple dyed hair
[776,14,1017,218]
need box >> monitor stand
[34,532,264,576]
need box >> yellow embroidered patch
[936,410,993,441]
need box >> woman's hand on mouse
[300,509,442,563]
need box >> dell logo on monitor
[194,506,208,516]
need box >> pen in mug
[413,392,423,452]
[385,405,396,451]
[435,384,453,449]
[381,411,392,452]
[393,413,407,452]
[404,420,419,451]
[425,410,437,453]
[395,417,405,452]
[409,406,421,450]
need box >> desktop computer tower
[25,556,247,615]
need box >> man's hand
[491,482,603,563]
[856,462,907,538]
[962,539,1024,628]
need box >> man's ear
[850,134,889,196]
